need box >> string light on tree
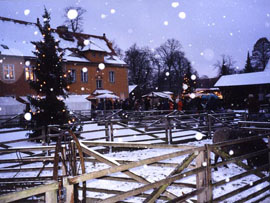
[165,71,170,76]
[191,74,196,80]
[24,112,32,121]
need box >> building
[214,62,270,108]
[0,17,128,99]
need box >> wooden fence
[0,112,270,202]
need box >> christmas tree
[28,8,70,140]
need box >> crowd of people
[91,95,222,113]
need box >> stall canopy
[95,93,119,99]
[0,97,26,115]
[142,92,173,101]
[87,89,119,100]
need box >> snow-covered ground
[0,123,269,202]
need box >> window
[25,66,35,81]
[3,64,15,80]
[69,69,76,83]
[81,70,88,83]
[96,79,103,89]
[109,71,115,83]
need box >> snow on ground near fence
[0,123,269,202]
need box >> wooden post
[109,122,114,142]
[168,118,172,144]
[196,147,212,203]
[45,189,57,203]
[64,177,74,203]
[165,118,169,144]
[207,114,212,139]
[205,144,213,202]
[105,121,109,141]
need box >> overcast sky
[0,0,269,77]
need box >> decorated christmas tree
[28,8,71,140]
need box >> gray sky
[0,0,269,77]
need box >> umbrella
[95,93,119,99]
[201,93,219,100]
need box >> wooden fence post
[105,121,109,141]
[45,189,57,203]
[64,177,74,203]
[207,114,212,139]
[165,117,172,144]
[196,146,212,202]
[109,122,114,142]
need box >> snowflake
[67,9,78,20]
[24,9,30,16]
[178,12,186,19]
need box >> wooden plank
[0,146,56,153]
[213,176,269,202]
[80,142,177,199]
[81,141,197,149]
[235,185,270,203]
[0,181,58,203]
[69,146,205,184]
[211,147,266,178]
[45,189,57,203]
[212,164,269,188]
[101,167,205,203]
[144,152,197,203]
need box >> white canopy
[142,92,173,101]
[95,93,119,99]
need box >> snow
[104,55,126,65]
[215,71,270,87]
[0,97,25,115]
[0,123,269,202]
[128,85,137,94]
[0,19,126,66]
[215,59,270,87]
[64,94,91,111]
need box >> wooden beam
[68,146,205,184]
[0,181,58,203]
[144,152,197,203]
[80,142,177,199]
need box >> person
[144,97,151,110]
[177,99,183,111]
[247,94,260,120]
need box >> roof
[128,85,137,94]
[215,61,270,87]
[0,16,126,65]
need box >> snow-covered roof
[142,92,173,101]
[0,18,125,65]
[215,64,270,87]
[128,85,137,94]
[92,89,114,95]
[104,55,126,65]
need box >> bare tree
[64,6,86,33]
[155,38,192,93]
[124,44,154,95]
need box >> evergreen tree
[251,37,270,71]
[243,51,253,73]
[214,55,236,77]
[182,62,197,94]
[28,8,70,139]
